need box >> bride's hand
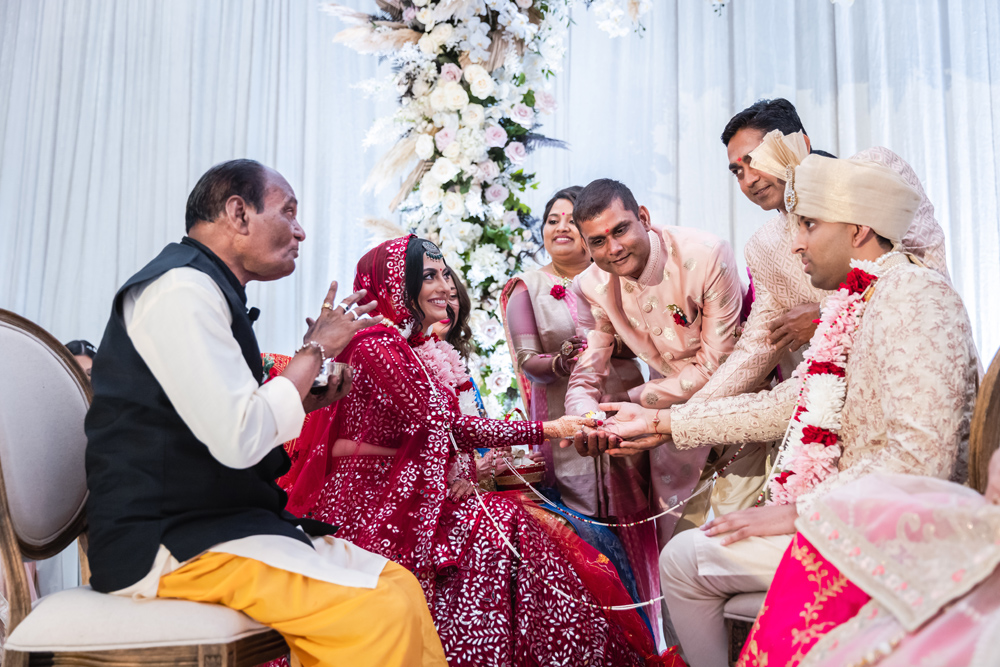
[542,415,602,440]
[599,402,670,439]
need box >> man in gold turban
[599,152,977,667]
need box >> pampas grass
[363,135,418,195]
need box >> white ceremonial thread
[497,455,720,528]
[472,484,665,611]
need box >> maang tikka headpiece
[422,241,443,261]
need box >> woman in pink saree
[273,235,658,667]
[738,449,1000,667]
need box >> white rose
[430,157,461,183]
[417,8,435,28]
[428,86,449,112]
[418,33,439,55]
[419,181,444,207]
[415,134,435,160]
[412,0,427,6]
[431,22,454,43]
[442,191,466,218]
[440,81,469,111]
[463,64,495,99]
[442,141,461,160]
[461,103,485,127]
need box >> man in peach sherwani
[637,99,952,530]
[563,178,744,546]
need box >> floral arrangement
[326,0,651,416]
[766,263,881,506]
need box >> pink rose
[503,141,527,165]
[403,6,417,22]
[477,160,500,182]
[484,124,508,148]
[536,90,557,114]
[434,126,456,151]
[502,210,520,228]
[509,103,535,128]
[485,184,509,203]
[440,63,462,83]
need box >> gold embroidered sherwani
[566,225,744,543]
[660,256,977,667]
[686,146,952,522]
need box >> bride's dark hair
[444,271,474,360]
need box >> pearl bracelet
[296,340,326,360]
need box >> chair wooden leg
[2,648,29,667]
[725,618,752,666]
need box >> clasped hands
[557,401,673,458]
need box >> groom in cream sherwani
[601,140,978,667]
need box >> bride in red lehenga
[267,235,658,667]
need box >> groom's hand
[701,505,798,546]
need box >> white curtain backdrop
[2,0,998,363]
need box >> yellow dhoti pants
[156,552,447,667]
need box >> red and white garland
[767,261,885,506]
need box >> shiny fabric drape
[1,0,997,361]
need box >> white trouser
[659,528,792,667]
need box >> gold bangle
[551,354,564,377]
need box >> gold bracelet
[551,354,564,377]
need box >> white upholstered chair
[0,309,287,667]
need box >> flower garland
[411,335,471,391]
[766,261,883,506]
[323,0,652,418]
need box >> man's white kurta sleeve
[124,267,305,469]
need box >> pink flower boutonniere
[550,284,567,300]
[666,304,689,327]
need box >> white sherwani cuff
[259,375,307,443]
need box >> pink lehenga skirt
[302,454,655,667]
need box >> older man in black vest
[85,159,447,666]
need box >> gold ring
[561,340,574,356]
[322,302,334,310]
